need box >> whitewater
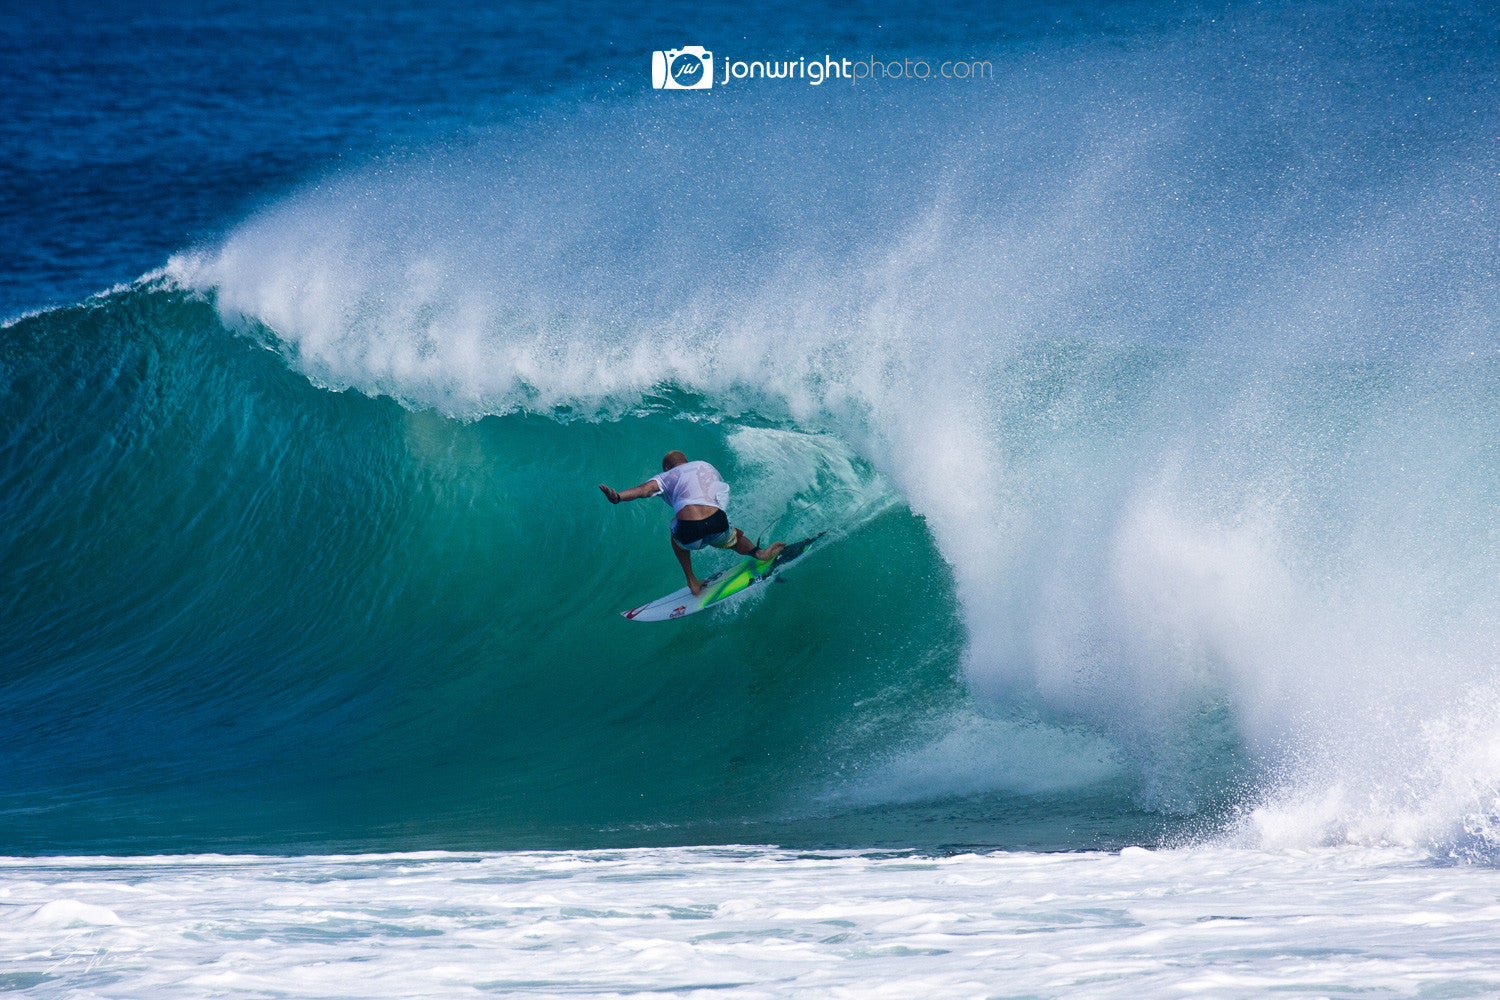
[4,0,1500,995]
[6,847,1500,998]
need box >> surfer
[599,451,786,596]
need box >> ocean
[3,0,1499,995]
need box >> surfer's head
[661,450,688,471]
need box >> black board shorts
[671,509,734,550]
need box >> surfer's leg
[728,528,785,562]
[671,536,706,595]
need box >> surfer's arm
[598,480,661,504]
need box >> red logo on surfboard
[669,605,687,618]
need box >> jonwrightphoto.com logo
[651,46,994,89]
[652,47,713,89]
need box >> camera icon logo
[652,46,714,90]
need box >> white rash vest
[650,460,731,516]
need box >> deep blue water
[0,0,1180,316]
[3,0,1499,856]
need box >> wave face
[1,282,1141,852]
[5,0,1500,856]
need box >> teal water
[0,283,1159,852]
[5,263,1499,856]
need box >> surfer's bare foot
[688,579,706,596]
[754,541,786,561]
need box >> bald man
[599,451,786,596]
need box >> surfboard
[620,534,822,622]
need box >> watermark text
[652,49,993,89]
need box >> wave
[5,0,1500,857]
[0,280,1008,851]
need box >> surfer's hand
[599,484,620,504]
